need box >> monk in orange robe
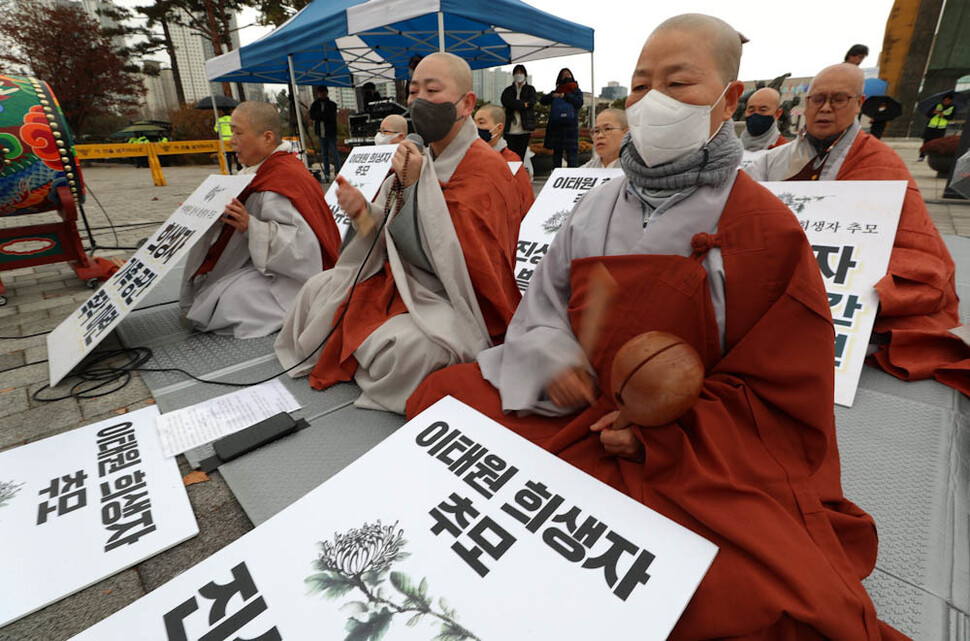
[275,53,521,413]
[741,87,790,152]
[475,104,535,223]
[181,101,341,339]
[745,63,966,394]
[409,16,905,640]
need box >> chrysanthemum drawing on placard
[542,208,572,235]
[775,192,830,214]
[0,480,23,509]
[306,520,480,641]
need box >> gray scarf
[620,123,743,206]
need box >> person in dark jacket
[501,64,537,162]
[309,86,340,181]
[540,68,583,168]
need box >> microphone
[405,132,424,149]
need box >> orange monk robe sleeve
[444,144,524,343]
[836,134,960,333]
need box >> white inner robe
[180,144,324,339]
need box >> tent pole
[437,11,445,51]
[287,54,310,168]
[589,51,595,130]
[209,83,228,175]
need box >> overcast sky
[230,0,893,92]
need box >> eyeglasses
[378,129,399,135]
[805,93,858,108]
[591,125,626,136]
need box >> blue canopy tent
[205,0,595,159]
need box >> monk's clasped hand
[335,175,368,222]
[222,198,249,233]
[590,411,645,462]
[393,139,423,188]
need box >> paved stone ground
[0,141,967,640]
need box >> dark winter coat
[309,97,338,137]
[501,82,538,132]
[540,86,583,151]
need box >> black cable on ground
[84,184,121,248]
[31,197,391,403]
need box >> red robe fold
[499,146,535,223]
[196,151,341,277]
[309,139,522,391]
[408,173,905,640]
[770,133,790,149]
[833,132,969,394]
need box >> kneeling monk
[181,101,341,338]
[745,63,965,393]
[275,53,521,413]
[409,15,904,640]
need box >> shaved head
[804,63,866,138]
[380,114,407,136]
[599,107,627,129]
[419,52,472,94]
[809,63,865,95]
[653,13,742,84]
[233,101,281,142]
[477,104,505,126]
[749,87,781,111]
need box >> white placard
[70,397,717,641]
[760,181,905,406]
[325,144,396,238]
[155,379,302,457]
[514,168,623,292]
[47,175,256,386]
[0,406,198,627]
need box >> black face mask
[409,94,465,144]
[745,113,775,136]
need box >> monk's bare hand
[393,139,423,188]
[336,175,368,221]
[545,366,596,408]
[221,198,249,233]
[590,411,645,462]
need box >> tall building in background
[139,60,179,120]
[599,81,628,101]
[165,10,264,105]
[472,68,512,106]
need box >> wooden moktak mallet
[580,263,705,428]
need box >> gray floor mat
[944,235,970,286]
[218,404,405,525]
[837,388,970,616]
[864,567,961,640]
[857,364,960,410]
[117,303,192,349]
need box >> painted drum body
[0,75,85,217]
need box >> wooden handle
[578,262,618,359]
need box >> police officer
[214,109,240,173]
[920,92,955,160]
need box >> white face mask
[374,132,397,145]
[626,84,731,167]
[513,74,526,84]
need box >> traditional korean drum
[0,74,84,217]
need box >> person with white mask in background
[374,114,407,145]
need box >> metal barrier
[74,140,231,187]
